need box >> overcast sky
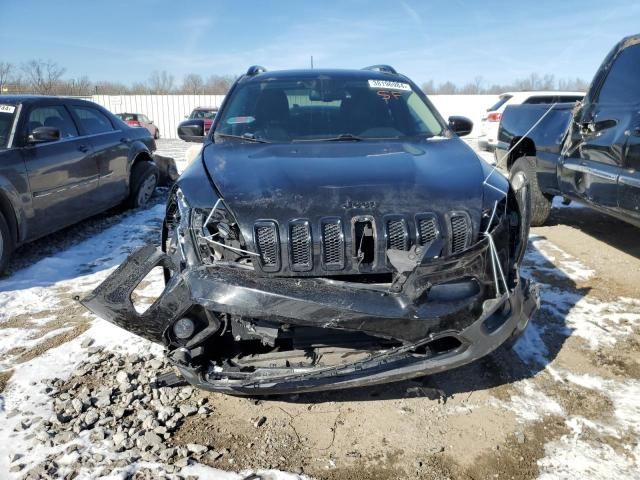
[2,0,639,87]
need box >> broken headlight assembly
[191,204,256,266]
[163,188,255,268]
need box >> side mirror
[448,116,473,137]
[149,120,154,124]
[177,119,205,143]
[28,126,60,144]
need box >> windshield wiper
[323,133,363,142]
[214,133,270,143]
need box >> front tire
[0,211,15,275]
[127,161,159,209]
[510,156,552,227]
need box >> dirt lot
[0,140,638,480]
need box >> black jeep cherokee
[83,65,539,395]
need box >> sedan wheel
[137,174,157,206]
[0,211,15,275]
[126,161,160,209]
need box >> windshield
[487,95,512,112]
[191,109,217,119]
[117,113,137,121]
[214,76,444,143]
[0,104,18,149]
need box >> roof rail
[362,65,398,75]
[246,65,267,76]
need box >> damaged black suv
[83,65,539,395]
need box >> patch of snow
[181,464,308,480]
[0,326,74,370]
[499,382,564,423]
[526,236,595,282]
[538,430,636,480]
[541,288,640,349]
[512,320,550,367]
[510,369,640,479]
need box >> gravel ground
[0,139,638,480]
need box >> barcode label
[368,80,411,91]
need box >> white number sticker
[368,80,411,91]
[0,104,16,114]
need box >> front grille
[289,221,312,271]
[322,220,345,269]
[418,217,438,245]
[450,215,471,254]
[387,219,409,250]
[254,222,280,271]
[249,211,470,274]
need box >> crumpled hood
[202,138,485,237]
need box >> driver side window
[597,44,640,104]
[27,106,79,139]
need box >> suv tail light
[127,120,141,126]
[486,112,502,122]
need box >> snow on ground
[508,239,640,479]
[0,140,304,479]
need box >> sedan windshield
[191,109,217,119]
[215,75,445,143]
[0,106,17,149]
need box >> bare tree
[62,76,93,96]
[558,77,589,91]
[0,62,13,93]
[21,59,66,94]
[204,75,234,94]
[182,73,204,94]
[437,81,458,95]
[130,82,151,94]
[421,80,435,94]
[148,70,174,94]
[95,81,129,95]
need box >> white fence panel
[91,95,226,139]
[89,94,498,140]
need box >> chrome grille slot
[418,216,438,245]
[450,214,471,254]
[289,221,312,271]
[386,219,409,250]
[321,220,345,270]
[254,221,280,271]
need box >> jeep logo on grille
[342,199,376,210]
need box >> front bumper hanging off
[82,235,539,395]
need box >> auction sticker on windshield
[368,80,411,91]
[0,104,16,114]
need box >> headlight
[190,203,254,265]
[165,188,255,266]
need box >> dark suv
[84,66,538,395]
[496,34,640,227]
[0,96,160,273]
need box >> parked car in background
[0,96,160,274]
[478,91,584,151]
[187,107,218,133]
[495,34,640,228]
[84,65,538,395]
[115,113,160,139]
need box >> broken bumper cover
[82,244,539,395]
